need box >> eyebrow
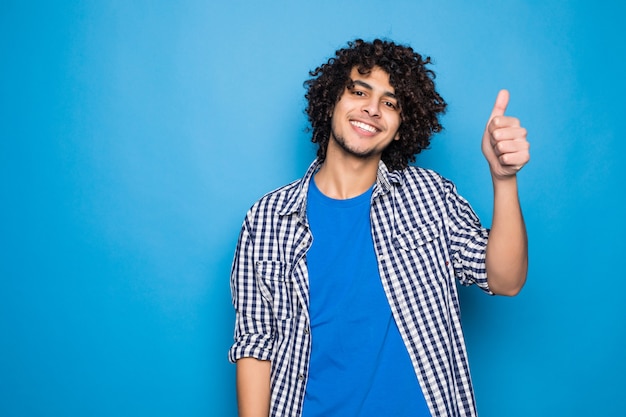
[350,79,397,100]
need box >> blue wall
[1,1,624,416]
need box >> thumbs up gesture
[481,90,530,180]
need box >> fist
[481,90,530,179]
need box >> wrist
[491,171,518,196]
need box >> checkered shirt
[229,158,491,417]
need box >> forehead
[350,66,394,93]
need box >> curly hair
[304,38,447,171]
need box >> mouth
[350,120,380,134]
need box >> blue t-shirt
[302,177,431,417]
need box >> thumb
[489,89,510,119]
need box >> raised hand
[481,90,530,180]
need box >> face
[327,66,401,162]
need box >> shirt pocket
[256,261,294,320]
[392,221,448,291]
[393,220,442,250]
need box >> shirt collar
[278,159,321,219]
[279,158,404,218]
[374,159,404,197]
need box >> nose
[362,99,381,118]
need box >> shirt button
[298,374,305,381]
[304,327,310,334]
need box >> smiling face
[327,66,402,163]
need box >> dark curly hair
[304,38,447,171]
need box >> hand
[481,90,530,180]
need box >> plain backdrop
[1,1,625,416]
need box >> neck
[314,153,379,200]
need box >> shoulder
[402,165,441,180]
[398,165,454,191]
[390,166,465,215]
[246,159,319,217]
[246,178,304,218]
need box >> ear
[394,132,400,141]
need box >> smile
[350,120,379,133]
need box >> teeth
[351,121,378,133]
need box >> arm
[229,218,274,415]
[236,357,271,417]
[481,90,530,296]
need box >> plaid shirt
[229,159,491,417]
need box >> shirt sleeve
[442,177,492,295]
[228,216,275,363]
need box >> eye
[383,101,398,110]
[352,89,366,97]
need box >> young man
[229,39,529,417]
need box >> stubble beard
[330,130,379,160]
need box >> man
[229,38,529,417]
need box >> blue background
[1,1,624,416]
